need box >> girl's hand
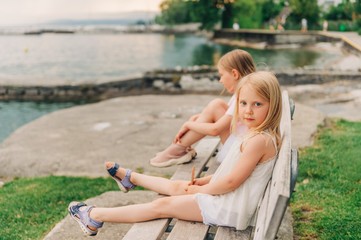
[189,114,199,122]
[189,177,209,186]
[173,122,189,144]
[184,184,203,194]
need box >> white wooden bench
[123,91,298,240]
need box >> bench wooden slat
[214,226,252,240]
[122,219,171,240]
[166,220,209,240]
[171,138,220,181]
[204,155,220,177]
[253,90,292,240]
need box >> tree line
[154,0,361,32]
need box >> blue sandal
[68,202,103,236]
[106,163,136,193]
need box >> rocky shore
[1,67,360,102]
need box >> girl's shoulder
[244,132,271,146]
[243,131,274,143]
[240,131,277,164]
[241,131,277,155]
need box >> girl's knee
[207,98,227,110]
[203,99,228,119]
[151,197,173,218]
[169,181,187,196]
[152,197,169,207]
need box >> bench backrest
[253,90,297,240]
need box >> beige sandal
[150,143,197,168]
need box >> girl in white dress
[68,71,282,236]
[150,49,255,167]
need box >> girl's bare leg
[179,98,230,147]
[132,172,188,196]
[90,195,203,223]
[107,162,188,196]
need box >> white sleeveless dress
[193,131,277,230]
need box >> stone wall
[0,76,148,102]
[1,67,360,102]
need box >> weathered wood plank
[122,218,171,240]
[214,226,252,240]
[264,195,289,239]
[253,181,270,239]
[204,155,220,177]
[166,220,209,240]
[171,138,220,181]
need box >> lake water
[0,32,341,142]
[0,101,79,143]
[0,33,339,80]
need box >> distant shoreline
[0,23,205,36]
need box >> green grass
[0,175,144,240]
[291,119,361,240]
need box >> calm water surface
[0,101,79,143]
[0,33,341,142]
[0,33,338,80]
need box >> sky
[0,0,163,27]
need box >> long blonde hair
[218,49,256,79]
[231,71,282,149]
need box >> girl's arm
[185,134,267,195]
[186,114,232,136]
[174,114,232,143]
